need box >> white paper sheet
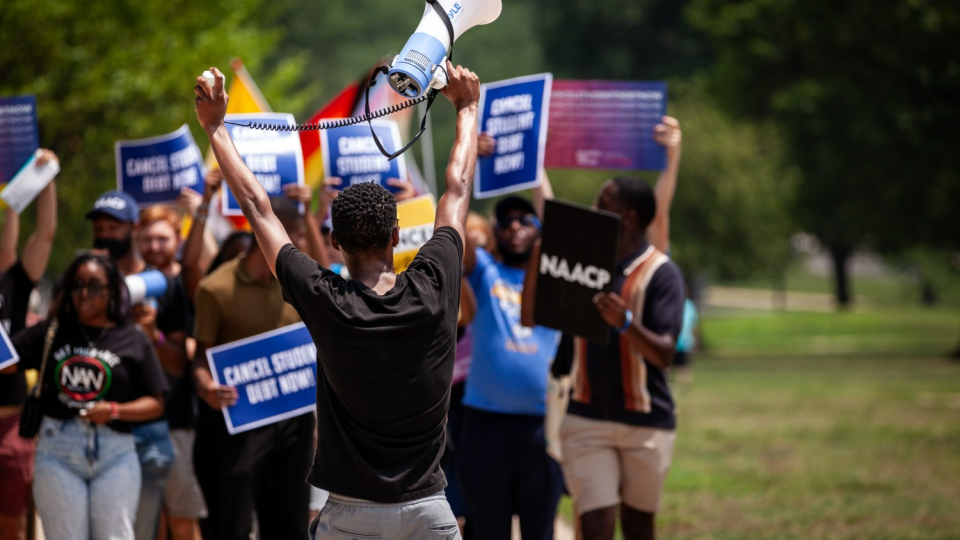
[1,150,59,214]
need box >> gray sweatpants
[309,492,461,540]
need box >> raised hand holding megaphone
[388,0,502,98]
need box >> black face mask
[93,235,133,259]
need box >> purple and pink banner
[545,80,667,171]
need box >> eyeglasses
[497,214,540,229]
[70,281,107,298]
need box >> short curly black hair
[611,176,657,231]
[331,182,397,254]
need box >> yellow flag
[226,58,272,114]
[204,58,272,170]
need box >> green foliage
[0,0,291,275]
[533,0,712,80]
[688,0,960,254]
[668,80,795,280]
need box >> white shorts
[560,414,676,514]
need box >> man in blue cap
[457,188,564,540]
[86,190,143,276]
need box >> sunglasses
[497,214,540,229]
[70,281,108,298]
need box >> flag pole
[418,101,438,196]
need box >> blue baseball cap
[85,190,139,223]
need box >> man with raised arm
[194,62,479,540]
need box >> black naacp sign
[534,199,621,344]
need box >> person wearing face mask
[1,253,168,540]
[456,168,564,540]
[86,192,184,540]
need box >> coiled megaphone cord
[223,93,431,132]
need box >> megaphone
[125,270,168,305]
[388,0,502,98]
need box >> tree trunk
[921,279,938,305]
[829,245,853,308]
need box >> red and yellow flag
[299,82,362,189]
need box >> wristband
[618,310,633,334]
[110,402,120,421]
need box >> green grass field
[558,270,960,539]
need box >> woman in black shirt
[2,253,168,540]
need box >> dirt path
[704,286,841,312]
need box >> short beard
[499,247,532,267]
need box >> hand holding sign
[386,178,417,202]
[35,149,58,169]
[206,323,317,434]
[653,116,682,157]
[198,382,239,410]
[475,73,552,199]
[478,132,496,158]
[533,199,621,344]
[1,149,60,214]
[282,183,314,204]
[593,291,629,330]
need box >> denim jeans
[132,420,174,540]
[33,417,141,540]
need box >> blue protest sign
[206,322,317,435]
[320,120,407,194]
[222,113,305,216]
[474,74,553,199]
[0,95,39,185]
[115,125,206,205]
[0,324,19,371]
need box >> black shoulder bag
[19,318,59,439]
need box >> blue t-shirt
[676,298,698,353]
[463,248,560,416]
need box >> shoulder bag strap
[32,318,59,399]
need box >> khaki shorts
[164,429,208,518]
[560,414,676,514]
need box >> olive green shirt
[194,254,301,347]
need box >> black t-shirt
[0,261,36,406]
[557,245,685,429]
[12,319,169,432]
[276,226,463,503]
[154,269,190,336]
[158,273,197,429]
